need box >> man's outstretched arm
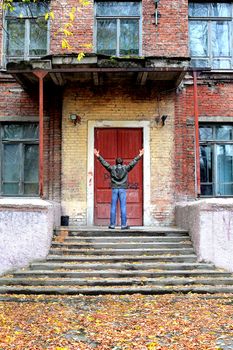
[126,148,144,171]
[94,149,112,171]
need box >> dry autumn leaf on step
[0,293,233,349]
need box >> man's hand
[94,149,100,157]
[139,148,144,157]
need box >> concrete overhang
[2,53,192,90]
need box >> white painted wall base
[0,199,61,276]
[175,199,233,272]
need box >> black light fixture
[161,115,168,126]
[154,0,160,25]
[69,114,81,126]
[154,115,168,127]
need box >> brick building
[0,0,233,272]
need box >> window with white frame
[200,124,233,196]
[4,2,49,64]
[0,123,39,196]
[95,1,141,56]
[189,2,233,69]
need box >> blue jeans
[110,188,127,227]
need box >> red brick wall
[142,0,189,57]
[50,0,94,55]
[194,83,233,117]
[175,86,196,200]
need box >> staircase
[1,227,233,294]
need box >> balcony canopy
[3,54,191,90]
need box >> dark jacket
[98,155,141,189]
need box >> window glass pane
[201,184,213,196]
[189,21,208,57]
[6,20,25,57]
[210,3,231,17]
[216,126,233,141]
[24,183,38,195]
[120,19,139,55]
[189,3,209,17]
[212,59,231,69]
[96,2,140,16]
[97,20,117,55]
[217,145,233,195]
[3,144,20,182]
[3,183,19,195]
[212,21,230,57]
[3,124,23,139]
[29,18,47,56]
[22,124,39,139]
[217,183,233,195]
[3,124,38,139]
[190,58,210,68]
[7,2,48,17]
[24,145,39,182]
[200,145,213,183]
[199,126,213,140]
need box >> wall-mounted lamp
[161,115,167,126]
[154,0,160,25]
[69,114,81,126]
[155,115,168,127]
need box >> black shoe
[108,225,115,229]
[121,226,130,230]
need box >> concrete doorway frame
[87,120,151,226]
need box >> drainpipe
[33,70,48,198]
[193,71,201,197]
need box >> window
[200,124,233,196]
[0,123,39,196]
[189,2,233,69]
[95,1,141,56]
[4,2,49,64]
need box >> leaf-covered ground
[0,293,233,350]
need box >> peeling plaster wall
[175,199,233,272]
[0,199,61,276]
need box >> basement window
[4,1,49,65]
[200,124,233,196]
[0,123,39,196]
[189,2,233,69]
[95,1,141,56]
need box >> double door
[94,128,143,226]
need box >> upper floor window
[189,2,233,69]
[95,1,141,56]
[200,124,233,196]
[0,123,39,196]
[4,2,49,64]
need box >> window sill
[199,195,233,198]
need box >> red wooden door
[94,128,143,226]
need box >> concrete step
[56,228,189,238]
[29,262,215,271]
[1,227,231,295]
[46,254,198,263]
[12,269,231,279]
[49,248,195,256]
[1,276,233,287]
[1,285,233,295]
[51,242,193,249]
[63,236,192,243]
